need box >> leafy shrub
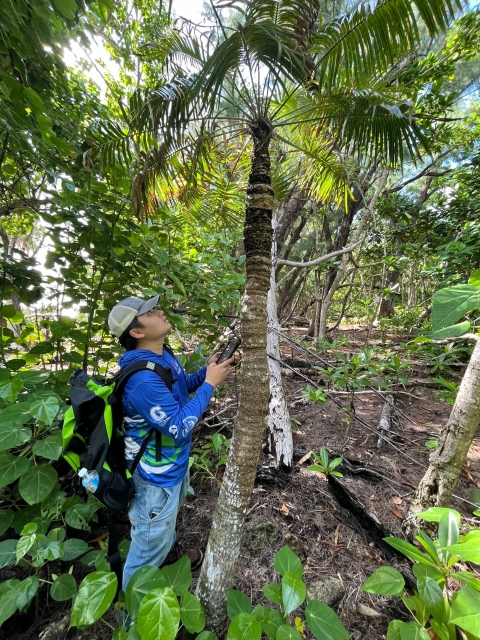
[361,507,480,639]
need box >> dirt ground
[2,326,479,640]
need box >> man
[108,295,233,591]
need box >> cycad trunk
[404,337,480,537]
[196,119,274,635]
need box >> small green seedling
[307,448,343,477]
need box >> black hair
[119,316,144,351]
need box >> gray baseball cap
[108,295,159,337]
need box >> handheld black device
[216,336,241,364]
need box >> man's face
[130,307,171,341]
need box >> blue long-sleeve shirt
[118,348,214,486]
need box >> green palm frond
[310,0,460,90]
[274,88,426,167]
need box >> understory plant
[307,448,344,477]
[361,507,480,639]
[65,545,351,640]
[190,433,231,485]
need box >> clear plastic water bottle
[78,468,99,494]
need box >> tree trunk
[267,211,293,468]
[196,119,273,635]
[318,171,388,339]
[404,337,480,537]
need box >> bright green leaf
[282,571,306,615]
[137,587,180,640]
[361,566,405,596]
[126,566,165,621]
[158,556,192,595]
[274,545,303,578]
[227,589,252,620]
[0,539,17,569]
[70,571,117,628]
[262,582,283,605]
[449,586,480,635]
[251,606,285,639]
[0,376,23,404]
[19,464,58,504]
[180,591,206,633]
[0,452,31,488]
[0,423,32,452]
[51,573,77,601]
[32,434,63,460]
[305,600,349,640]
[227,613,262,640]
[29,396,60,425]
[276,625,303,640]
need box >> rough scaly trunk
[196,118,274,635]
[404,337,480,537]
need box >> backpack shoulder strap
[114,360,175,468]
[114,360,174,393]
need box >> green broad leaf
[227,613,262,640]
[251,606,285,639]
[390,621,430,640]
[0,452,31,488]
[51,573,77,601]
[431,321,471,340]
[47,528,66,543]
[429,620,449,640]
[417,577,444,612]
[305,600,349,640]
[0,376,23,403]
[32,434,63,460]
[361,567,405,596]
[227,589,252,620]
[438,511,458,561]
[449,586,480,635]
[53,0,78,19]
[126,566,165,621]
[274,545,303,578]
[158,556,192,595]
[65,499,100,531]
[262,582,283,605]
[28,342,55,355]
[79,550,101,566]
[451,572,480,592]
[0,423,32,452]
[431,285,480,332]
[18,370,50,388]
[61,351,83,364]
[137,587,180,640]
[70,571,117,628]
[4,359,25,371]
[387,619,404,639]
[180,591,206,633]
[22,87,44,112]
[412,564,443,582]
[19,464,58,504]
[0,582,18,626]
[0,402,32,426]
[384,537,436,567]
[416,508,460,524]
[468,269,480,287]
[443,539,480,563]
[400,622,431,639]
[276,625,303,640]
[40,540,64,562]
[29,396,60,425]
[415,530,441,565]
[62,538,91,561]
[0,509,14,536]
[15,576,39,611]
[2,305,21,320]
[196,632,219,640]
[16,532,36,561]
[0,539,17,569]
[282,571,306,615]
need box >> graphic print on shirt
[169,424,179,437]
[181,416,198,437]
[149,405,169,426]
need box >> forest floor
[3,326,480,640]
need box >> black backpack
[61,351,176,591]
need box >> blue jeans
[122,470,189,591]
